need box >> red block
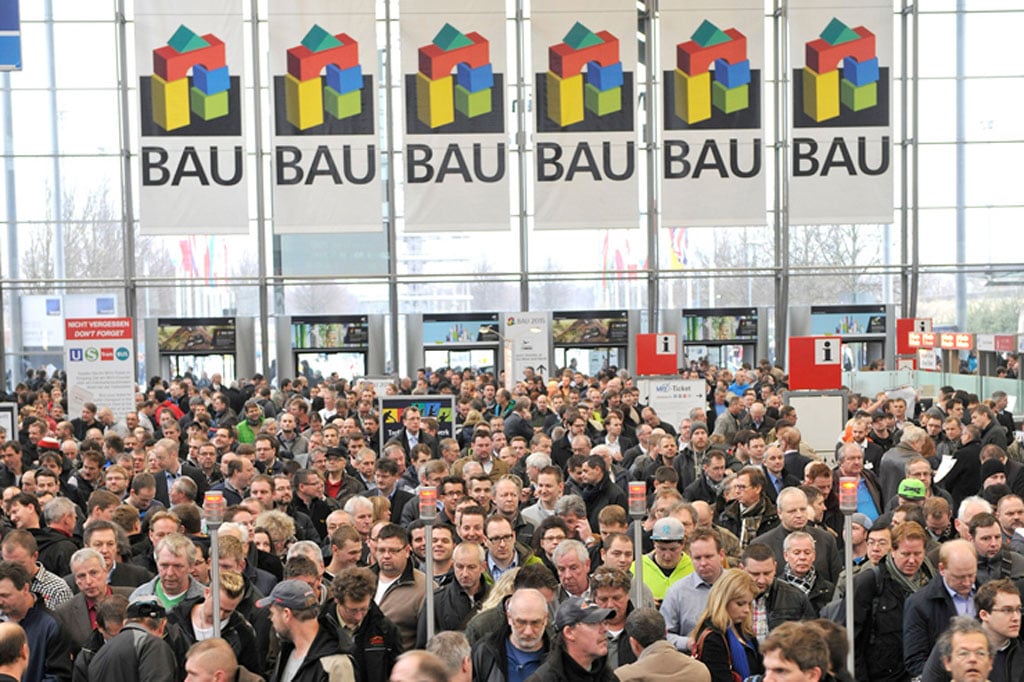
[806,26,875,74]
[286,33,359,81]
[677,28,746,75]
[418,32,490,80]
[548,30,619,78]
[154,34,226,81]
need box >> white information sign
[64,318,137,422]
[636,377,706,432]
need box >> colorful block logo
[664,20,760,130]
[273,24,374,136]
[793,17,888,128]
[536,22,633,133]
[140,25,242,136]
[404,23,504,134]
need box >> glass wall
[1,0,1022,386]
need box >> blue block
[0,36,20,69]
[456,62,493,93]
[0,0,19,32]
[192,64,229,95]
[585,60,623,91]
[326,63,363,95]
[713,58,750,88]
[842,56,879,87]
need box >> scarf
[782,565,817,595]
[886,552,932,593]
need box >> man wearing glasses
[484,516,542,581]
[921,579,1022,682]
[372,523,427,651]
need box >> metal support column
[909,3,919,317]
[515,0,529,311]
[644,0,660,330]
[250,0,271,375]
[954,1,966,330]
[772,1,790,364]
[1,73,17,389]
[384,0,400,374]
[44,0,64,286]
[114,0,138,374]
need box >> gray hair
[219,522,249,544]
[551,539,589,565]
[900,424,928,445]
[286,540,325,571]
[454,542,486,563]
[426,631,471,678]
[937,616,989,661]
[43,497,77,525]
[525,452,552,470]
[553,494,587,518]
[69,548,105,571]
[776,487,808,510]
[783,530,816,554]
[344,495,373,514]
[958,495,993,520]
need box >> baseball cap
[554,598,615,630]
[325,447,346,460]
[37,437,61,451]
[126,598,166,620]
[650,517,686,542]
[850,513,872,530]
[897,478,926,500]
[255,579,318,610]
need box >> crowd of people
[0,361,1018,682]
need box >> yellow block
[673,69,711,125]
[416,72,454,128]
[546,71,584,127]
[803,66,839,122]
[285,73,324,131]
[151,73,190,131]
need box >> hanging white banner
[134,0,249,235]
[531,0,640,230]
[788,0,894,224]
[659,1,766,227]
[268,0,382,233]
[399,0,511,232]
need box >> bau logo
[536,22,633,133]
[405,23,504,135]
[793,17,888,128]
[665,20,760,130]
[139,24,242,136]
[274,25,374,136]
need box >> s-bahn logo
[273,24,374,136]
[139,25,242,136]
[536,22,632,133]
[665,19,760,130]
[794,17,889,127]
[404,23,504,134]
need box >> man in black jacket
[529,598,617,682]
[579,455,627,530]
[416,543,489,648]
[326,567,403,682]
[741,543,816,637]
[718,467,781,549]
[167,569,260,675]
[88,598,176,682]
[471,588,551,682]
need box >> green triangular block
[691,19,730,48]
[302,24,342,53]
[820,17,859,45]
[433,23,473,51]
[168,25,209,53]
[563,22,603,50]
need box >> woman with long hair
[691,569,763,682]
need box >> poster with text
[660,0,766,227]
[269,0,383,233]
[788,0,893,224]
[65,319,137,423]
[134,0,249,234]
[532,0,639,229]
[400,0,511,231]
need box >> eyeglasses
[953,649,990,660]
[990,606,1024,615]
[487,534,515,544]
[866,539,890,547]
